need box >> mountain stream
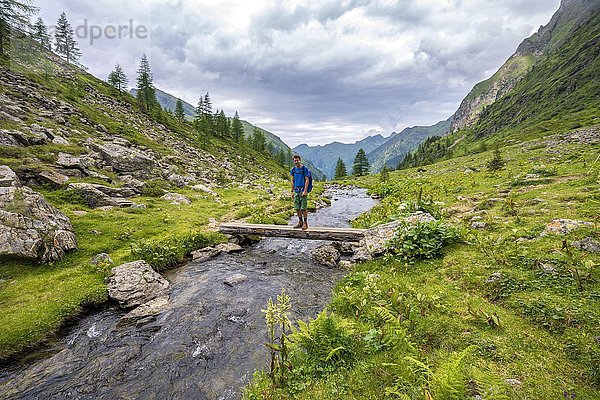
[0,188,377,400]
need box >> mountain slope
[367,119,450,172]
[294,134,390,179]
[449,0,600,133]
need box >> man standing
[290,154,311,230]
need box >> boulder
[68,183,119,208]
[312,244,341,268]
[94,143,156,176]
[0,165,77,262]
[191,247,220,262]
[106,260,170,308]
[161,192,191,205]
[38,170,70,186]
[117,296,169,327]
[57,152,95,169]
[215,242,243,253]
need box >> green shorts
[293,191,308,210]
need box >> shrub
[386,221,462,261]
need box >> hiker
[290,154,312,230]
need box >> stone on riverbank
[107,260,170,308]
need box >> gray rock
[57,152,95,169]
[68,183,119,208]
[486,272,503,283]
[161,192,191,205]
[572,237,600,253]
[471,221,487,229]
[106,260,170,308]
[0,166,77,262]
[224,273,248,287]
[117,296,169,327]
[52,136,70,145]
[191,184,218,197]
[0,130,21,146]
[191,247,220,262]
[38,170,70,186]
[215,242,243,253]
[543,219,594,235]
[312,244,341,268]
[90,253,113,265]
[94,143,156,176]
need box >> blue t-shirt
[291,165,311,190]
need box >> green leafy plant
[386,221,461,261]
[262,289,292,385]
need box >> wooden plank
[219,223,366,242]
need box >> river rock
[107,260,170,309]
[191,247,220,262]
[224,273,248,286]
[117,295,170,327]
[94,143,156,176]
[0,165,77,262]
[216,242,243,253]
[312,244,340,268]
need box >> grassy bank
[244,129,599,399]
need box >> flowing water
[0,188,377,400]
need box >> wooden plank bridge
[219,223,366,242]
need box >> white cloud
[37,0,561,147]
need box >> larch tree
[231,111,244,143]
[0,0,38,57]
[352,148,370,176]
[31,17,50,50]
[54,12,81,63]
[107,63,128,95]
[135,53,157,113]
[174,98,185,122]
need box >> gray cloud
[37,0,560,147]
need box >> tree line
[333,148,371,180]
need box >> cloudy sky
[38,0,560,147]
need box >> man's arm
[302,176,309,196]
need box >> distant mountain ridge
[367,119,450,172]
[293,134,390,179]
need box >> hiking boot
[302,221,308,230]
[293,220,303,229]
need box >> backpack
[293,165,313,192]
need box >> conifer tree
[0,0,38,57]
[175,98,185,121]
[334,158,347,180]
[380,165,390,183]
[107,63,128,95]
[252,126,266,153]
[195,97,204,121]
[231,111,244,143]
[31,17,50,49]
[135,53,157,113]
[54,12,81,63]
[215,109,229,137]
[352,148,370,176]
[487,146,505,171]
[286,148,293,169]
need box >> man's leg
[301,209,308,230]
[293,208,303,228]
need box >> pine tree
[195,97,204,121]
[107,63,128,95]
[54,12,81,63]
[175,98,185,121]
[334,158,347,180]
[380,165,390,183]
[202,92,213,130]
[352,148,370,176]
[252,126,266,152]
[31,17,50,50]
[487,146,505,171]
[0,0,38,57]
[215,109,229,137]
[135,53,157,113]
[231,111,244,143]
